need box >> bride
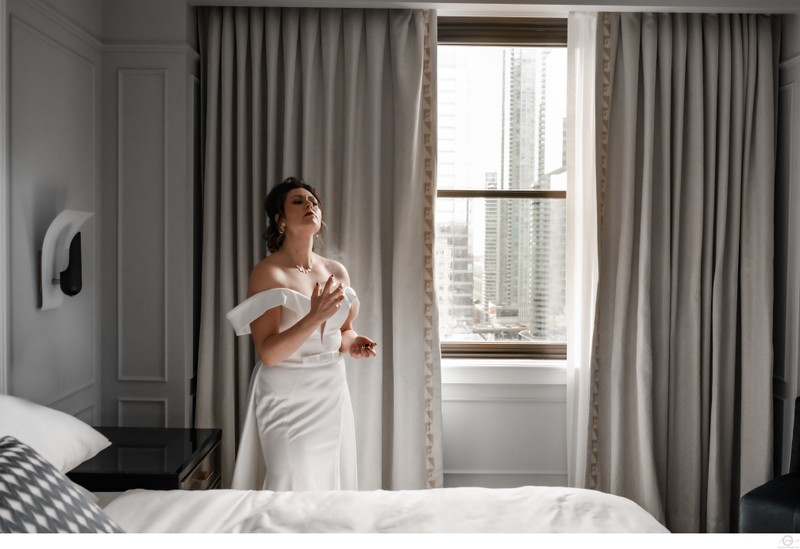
[226,176,377,491]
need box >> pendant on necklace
[296,264,312,274]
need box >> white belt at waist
[260,351,343,368]
[301,351,342,365]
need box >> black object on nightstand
[67,427,222,492]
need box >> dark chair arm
[739,473,800,533]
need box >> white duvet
[103,485,669,533]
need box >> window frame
[436,17,568,361]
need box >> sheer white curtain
[590,13,777,532]
[195,7,442,490]
[565,12,598,490]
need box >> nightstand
[67,427,222,491]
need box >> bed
[0,395,668,534]
[101,484,667,533]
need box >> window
[436,18,567,360]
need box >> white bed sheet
[103,485,669,533]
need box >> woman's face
[280,188,322,232]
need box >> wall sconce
[39,210,93,310]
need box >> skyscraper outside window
[436,45,567,346]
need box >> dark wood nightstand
[67,427,222,491]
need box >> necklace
[295,263,313,274]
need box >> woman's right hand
[308,275,345,326]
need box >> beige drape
[591,13,777,532]
[195,6,442,490]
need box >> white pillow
[0,395,110,473]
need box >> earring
[279,223,286,234]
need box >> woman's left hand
[349,336,377,359]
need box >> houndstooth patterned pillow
[0,435,123,533]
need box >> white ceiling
[187,0,800,16]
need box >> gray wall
[7,0,103,421]
[782,15,800,58]
[102,0,196,44]
[6,0,198,427]
[774,13,800,475]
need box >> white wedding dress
[226,287,359,491]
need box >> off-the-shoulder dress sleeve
[227,289,302,336]
[227,287,358,336]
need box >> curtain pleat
[592,12,777,533]
[196,7,442,490]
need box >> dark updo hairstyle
[264,176,324,253]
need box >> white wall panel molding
[442,359,567,385]
[102,47,198,427]
[73,404,96,424]
[445,468,567,476]
[22,0,103,50]
[443,395,567,403]
[116,68,168,383]
[776,55,800,474]
[49,389,99,423]
[118,397,168,427]
[776,82,796,390]
[780,53,800,71]
[9,5,99,409]
[49,381,95,409]
[10,15,96,71]
[443,382,566,402]
[104,41,199,58]
[0,0,8,396]
[444,472,568,488]
[442,360,568,489]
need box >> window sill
[441,357,566,386]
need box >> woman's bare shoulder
[321,257,351,285]
[248,256,289,296]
